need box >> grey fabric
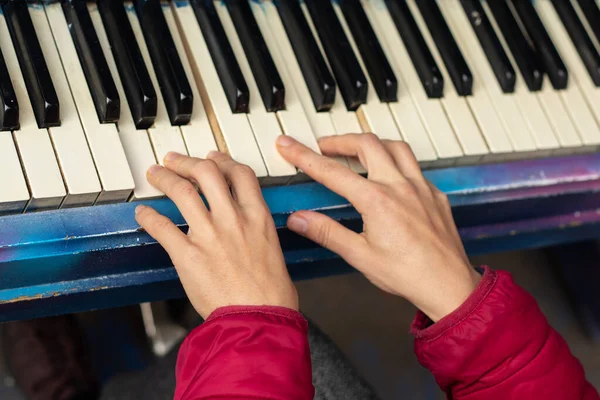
[101,319,379,400]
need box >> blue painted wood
[1,153,600,320]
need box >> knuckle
[315,222,332,247]
[152,215,173,232]
[231,163,255,178]
[173,180,197,198]
[366,185,394,208]
[194,159,219,176]
[361,132,380,146]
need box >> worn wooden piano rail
[2,153,600,321]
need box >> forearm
[174,306,314,400]
[412,267,599,400]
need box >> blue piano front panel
[1,153,600,321]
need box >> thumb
[287,210,367,260]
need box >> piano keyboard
[1,0,600,214]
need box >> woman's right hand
[277,133,480,322]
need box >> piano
[1,0,600,321]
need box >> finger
[164,152,234,216]
[206,151,264,207]
[276,135,372,209]
[146,164,208,226]
[317,134,404,182]
[381,140,424,183]
[135,205,191,258]
[287,210,368,265]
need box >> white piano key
[248,1,321,155]
[125,2,188,164]
[438,0,514,159]
[536,0,600,146]
[29,6,101,207]
[89,2,162,200]
[482,0,559,152]
[162,3,218,158]
[45,3,135,204]
[258,1,339,142]
[365,0,463,162]
[171,1,267,178]
[537,78,582,149]
[331,1,402,143]
[215,1,296,182]
[360,0,438,165]
[0,132,29,214]
[407,0,489,160]
[441,0,537,154]
[0,11,65,211]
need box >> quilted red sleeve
[174,305,314,400]
[412,267,599,400]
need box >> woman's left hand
[134,152,298,319]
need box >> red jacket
[174,268,600,399]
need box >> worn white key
[0,132,29,214]
[366,0,462,162]
[360,0,437,164]
[216,2,295,183]
[126,2,188,164]
[259,1,339,142]
[172,1,267,178]
[442,0,537,154]
[162,3,218,158]
[407,0,489,160]
[438,0,514,159]
[537,78,582,149]
[332,1,402,143]
[30,6,101,207]
[482,0,559,152]
[89,3,161,200]
[249,1,321,156]
[45,3,135,204]
[537,0,600,145]
[0,11,65,211]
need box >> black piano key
[62,0,120,123]
[551,0,600,86]
[385,0,444,98]
[575,0,600,49]
[415,0,472,96]
[339,0,397,102]
[226,0,284,112]
[275,0,335,111]
[304,0,367,111]
[190,0,249,113]
[3,0,60,128]
[0,48,19,131]
[134,0,193,125]
[460,0,515,93]
[97,0,157,129]
[486,0,543,92]
[510,0,568,90]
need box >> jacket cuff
[206,305,306,325]
[410,266,497,339]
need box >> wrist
[416,266,482,322]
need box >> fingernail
[135,205,147,215]
[165,152,182,162]
[287,214,308,234]
[206,150,220,158]
[276,135,295,147]
[147,164,162,175]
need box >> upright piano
[1,0,600,321]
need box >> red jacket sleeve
[174,305,313,400]
[412,267,600,400]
